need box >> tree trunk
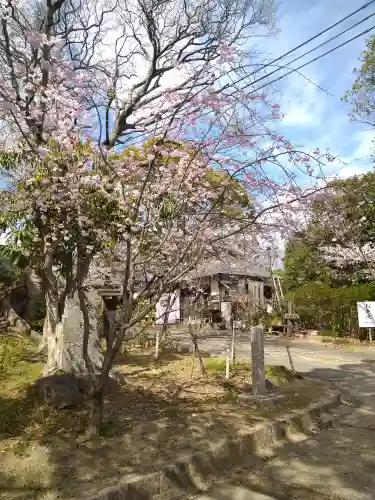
[41,289,62,375]
[188,324,207,378]
[87,387,104,437]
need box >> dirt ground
[0,343,330,500]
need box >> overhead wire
[220,0,375,93]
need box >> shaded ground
[0,343,328,500]
[191,359,375,500]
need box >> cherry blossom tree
[303,173,375,283]
[0,0,337,434]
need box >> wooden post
[154,328,160,360]
[225,347,230,381]
[286,346,295,373]
[287,300,293,338]
[250,326,265,395]
[369,328,373,343]
[285,301,295,373]
[188,324,207,378]
[230,320,236,365]
[190,345,196,379]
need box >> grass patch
[321,337,333,343]
[204,357,296,385]
[332,338,350,345]
[0,332,40,381]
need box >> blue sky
[257,0,375,179]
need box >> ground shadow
[203,359,375,500]
[0,351,324,500]
[4,350,375,499]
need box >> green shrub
[291,282,375,337]
[29,319,44,332]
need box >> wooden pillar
[250,326,265,395]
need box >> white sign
[357,301,375,327]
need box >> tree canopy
[343,34,375,145]
[284,172,375,290]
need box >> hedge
[290,282,375,338]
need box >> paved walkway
[189,341,375,500]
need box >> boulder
[33,374,83,409]
[265,378,277,391]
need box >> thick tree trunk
[41,290,62,375]
[87,387,104,437]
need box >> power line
[249,25,375,95]
[186,14,375,129]
[115,2,375,143]
[232,11,375,94]
[222,0,375,92]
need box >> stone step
[192,486,279,500]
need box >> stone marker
[251,325,265,395]
[59,289,103,374]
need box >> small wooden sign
[285,313,299,320]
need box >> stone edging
[84,391,341,500]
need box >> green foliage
[310,172,375,249]
[205,168,253,219]
[0,150,23,173]
[0,247,19,286]
[29,319,44,332]
[292,282,375,337]
[283,235,331,291]
[0,334,38,381]
[284,172,375,289]
[343,34,375,132]
[319,329,338,337]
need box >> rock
[33,374,83,408]
[30,329,42,342]
[58,289,103,374]
[0,295,30,335]
[0,318,9,329]
[265,378,277,391]
[308,329,319,336]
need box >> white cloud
[350,130,374,161]
[337,166,366,179]
[280,74,327,127]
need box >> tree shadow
[202,359,375,500]
[113,350,182,367]
[3,354,375,499]
[0,357,323,499]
